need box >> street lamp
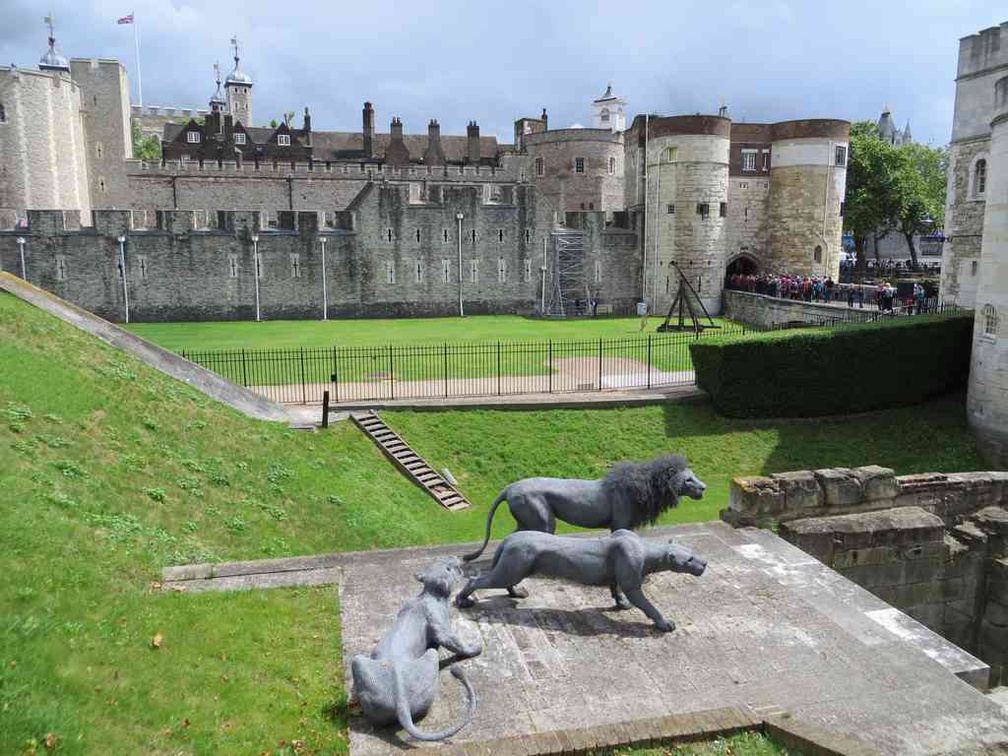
[251,234,261,322]
[16,237,26,281]
[319,236,328,321]
[456,212,464,317]
[117,235,130,323]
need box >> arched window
[600,108,609,123]
[975,159,987,197]
[814,245,822,263]
[983,304,998,336]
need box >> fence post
[241,348,248,387]
[444,343,448,399]
[332,346,339,404]
[548,340,553,394]
[300,347,307,404]
[598,338,603,391]
[647,335,652,389]
[497,341,502,396]
[388,344,394,400]
[321,390,330,428]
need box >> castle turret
[38,15,70,73]
[968,74,1008,465]
[224,36,253,126]
[363,101,375,158]
[592,85,627,132]
[467,121,481,164]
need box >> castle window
[98,177,107,193]
[524,229,531,244]
[835,145,847,167]
[498,257,507,282]
[719,202,727,218]
[983,304,998,336]
[187,131,200,144]
[840,201,845,217]
[137,256,148,279]
[762,150,770,171]
[814,245,822,263]
[600,108,610,124]
[55,255,67,282]
[0,102,5,123]
[667,204,675,214]
[575,157,585,174]
[289,253,301,278]
[234,132,246,145]
[696,203,710,219]
[277,134,291,147]
[744,207,748,219]
[975,159,987,197]
[442,258,450,283]
[594,260,601,283]
[739,182,748,189]
[520,169,527,182]
[608,156,616,175]
[415,259,423,283]
[96,142,104,159]
[498,229,504,243]
[471,229,477,245]
[535,157,545,176]
[386,260,396,284]
[972,260,978,276]
[523,258,532,282]
[666,147,678,162]
[415,228,421,243]
[443,228,449,244]
[229,254,238,278]
[386,228,393,243]
[741,149,757,172]
[470,259,478,283]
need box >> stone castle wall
[724,177,771,269]
[722,289,863,328]
[723,465,1008,687]
[0,187,640,321]
[524,129,624,215]
[941,137,989,304]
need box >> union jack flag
[117,13,134,24]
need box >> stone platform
[337,522,1008,755]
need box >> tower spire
[39,12,70,72]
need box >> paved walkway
[164,523,1008,755]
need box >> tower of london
[0,25,849,322]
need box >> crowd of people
[726,273,936,314]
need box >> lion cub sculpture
[352,558,482,742]
[455,529,707,632]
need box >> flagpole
[133,14,143,106]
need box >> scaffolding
[545,230,585,317]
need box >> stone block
[892,582,938,607]
[985,599,1008,627]
[843,561,904,589]
[972,506,1008,536]
[896,472,949,495]
[854,465,900,501]
[814,468,863,507]
[770,470,823,514]
[979,620,1008,656]
[903,557,944,585]
[988,558,1008,605]
[729,476,784,519]
[906,603,945,630]
[832,545,900,569]
[779,522,835,565]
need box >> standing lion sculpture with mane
[461,455,705,605]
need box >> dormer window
[277,134,291,147]
[234,132,246,145]
[187,131,201,144]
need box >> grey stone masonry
[723,465,1008,688]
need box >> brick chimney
[423,119,445,165]
[467,121,480,164]
[302,107,312,148]
[362,101,375,158]
[386,116,410,166]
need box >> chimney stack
[467,121,480,164]
[541,108,548,131]
[386,117,410,166]
[424,119,445,165]
[303,106,312,147]
[363,101,375,158]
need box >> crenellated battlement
[126,158,517,180]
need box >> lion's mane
[600,455,689,529]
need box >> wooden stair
[350,410,471,511]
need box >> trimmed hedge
[690,314,974,418]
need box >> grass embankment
[0,292,982,753]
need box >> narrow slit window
[523,258,532,282]
[442,258,450,283]
[498,257,506,282]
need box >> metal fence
[181,323,750,405]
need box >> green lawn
[126,315,709,351]
[0,292,984,754]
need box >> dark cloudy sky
[2,0,1003,145]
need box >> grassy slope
[126,315,727,351]
[0,292,982,753]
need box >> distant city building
[876,107,912,146]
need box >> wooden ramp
[350,410,471,511]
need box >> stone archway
[725,253,759,277]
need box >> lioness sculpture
[351,558,482,741]
[455,530,707,632]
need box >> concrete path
[164,523,1008,755]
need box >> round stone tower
[766,119,849,278]
[968,75,1008,465]
[644,115,730,314]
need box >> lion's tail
[461,489,507,562]
[395,663,476,742]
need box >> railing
[181,324,750,405]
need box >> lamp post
[456,212,464,317]
[16,237,26,281]
[117,235,130,323]
[252,234,261,322]
[320,236,328,321]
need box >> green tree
[131,120,162,162]
[270,119,278,128]
[844,121,902,268]
[892,142,948,270]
